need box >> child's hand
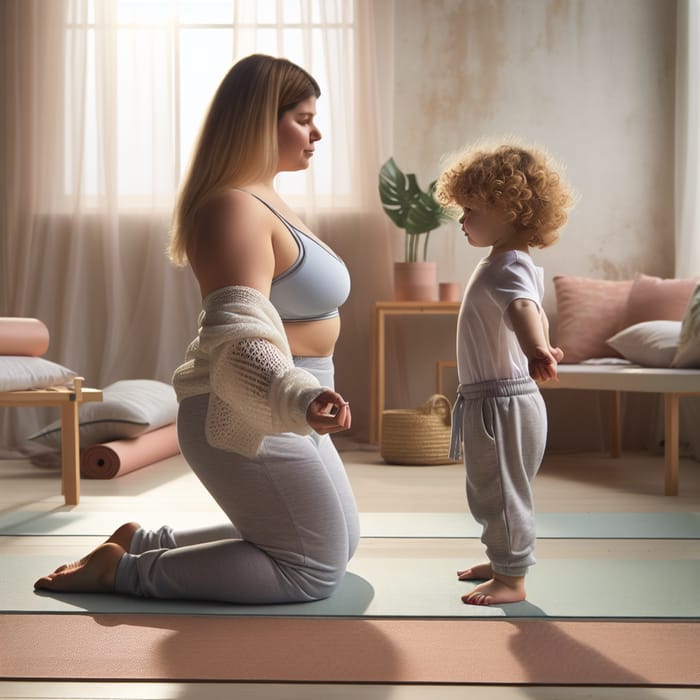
[528,346,559,383]
[551,346,564,363]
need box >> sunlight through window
[65,0,355,206]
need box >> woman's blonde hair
[168,54,320,266]
[435,139,574,248]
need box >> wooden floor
[1,442,699,700]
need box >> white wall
[375,0,677,447]
[391,0,676,310]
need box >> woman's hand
[306,389,352,434]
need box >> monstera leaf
[378,158,452,261]
[379,158,420,229]
[405,182,450,234]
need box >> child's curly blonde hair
[434,140,574,248]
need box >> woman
[35,54,359,604]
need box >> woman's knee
[348,528,360,560]
[289,560,348,601]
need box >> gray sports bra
[244,191,351,322]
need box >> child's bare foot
[462,573,526,606]
[34,542,124,593]
[51,521,140,575]
[457,562,493,581]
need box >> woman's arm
[188,189,276,298]
[193,190,350,434]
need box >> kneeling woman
[35,54,359,604]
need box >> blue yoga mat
[1,510,699,539]
[361,511,700,539]
[3,553,699,619]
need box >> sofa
[542,273,700,496]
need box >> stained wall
[371,0,677,449]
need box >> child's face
[459,207,515,249]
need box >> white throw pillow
[673,284,700,368]
[27,379,178,448]
[606,321,681,367]
[0,356,77,391]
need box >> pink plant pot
[393,262,438,301]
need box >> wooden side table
[0,378,103,505]
[369,300,460,444]
[436,359,458,397]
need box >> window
[65,0,356,206]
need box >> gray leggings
[456,377,546,577]
[114,356,360,604]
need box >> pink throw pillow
[672,283,700,368]
[553,276,633,364]
[625,274,697,327]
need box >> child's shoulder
[485,250,537,275]
[479,252,543,294]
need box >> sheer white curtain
[676,0,700,277]
[0,0,395,450]
[673,0,700,461]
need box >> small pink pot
[439,282,462,302]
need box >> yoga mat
[2,509,699,539]
[361,511,700,539]
[0,317,49,356]
[2,615,697,685]
[4,553,699,619]
[80,424,179,479]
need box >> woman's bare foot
[106,521,141,550]
[34,542,125,593]
[457,561,493,581]
[462,572,526,606]
[52,521,140,575]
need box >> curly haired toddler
[435,140,574,606]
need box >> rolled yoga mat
[0,317,50,356]
[80,423,179,479]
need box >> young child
[434,140,574,606]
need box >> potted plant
[379,157,453,301]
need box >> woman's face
[276,96,322,172]
[459,207,514,249]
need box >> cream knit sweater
[172,285,325,457]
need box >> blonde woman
[35,55,359,604]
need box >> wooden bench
[436,361,700,496]
[0,378,103,505]
[541,365,700,496]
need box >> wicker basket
[380,394,458,466]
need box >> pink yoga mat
[0,317,50,356]
[1,616,697,685]
[80,423,179,479]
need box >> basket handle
[420,394,452,426]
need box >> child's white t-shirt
[456,250,544,385]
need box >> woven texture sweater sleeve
[173,286,325,457]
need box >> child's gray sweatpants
[450,376,546,577]
[114,356,360,604]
